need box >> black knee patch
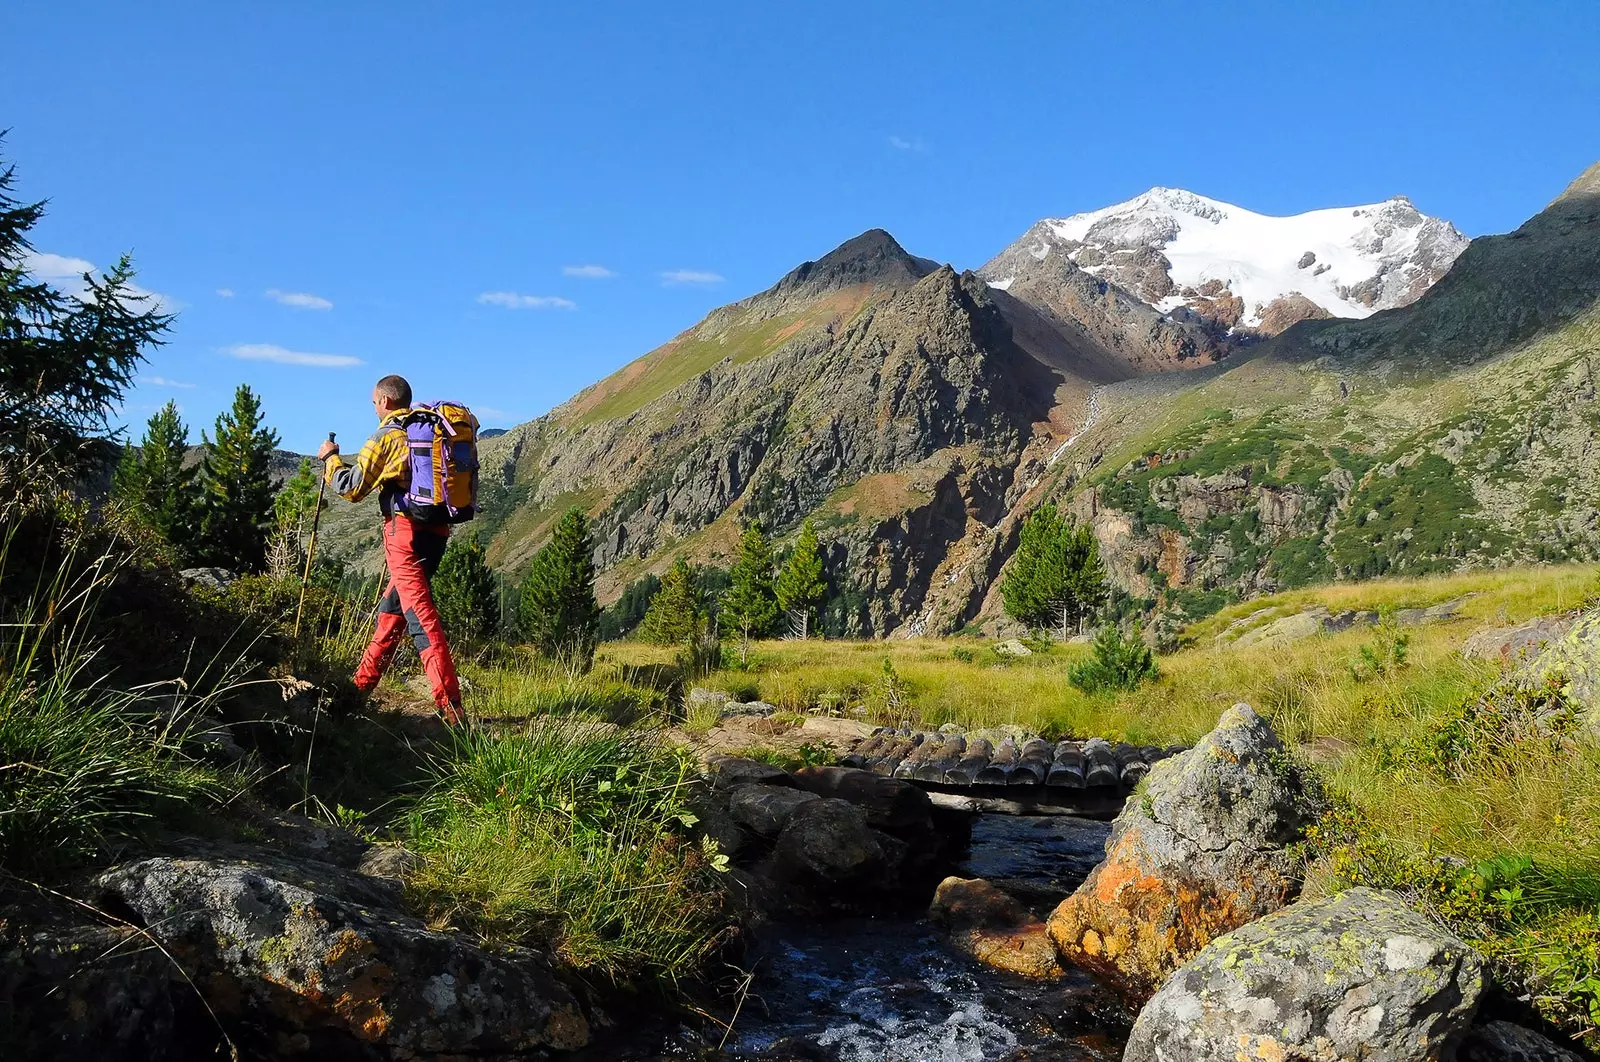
[404,608,431,651]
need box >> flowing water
[594,814,1131,1061]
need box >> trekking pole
[292,432,335,643]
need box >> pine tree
[198,384,280,572]
[720,520,778,664]
[112,400,199,559]
[1001,503,1108,638]
[518,506,600,671]
[638,558,703,645]
[775,519,827,639]
[0,145,172,484]
[433,534,500,649]
[273,457,322,533]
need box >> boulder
[993,639,1033,657]
[705,754,793,789]
[1125,887,1485,1062]
[789,765,934,832]
[1461,615,1578,666]
[179,567,237,591]
[1462,610,1600,724]
[767,798,897,892]
[1459,1021,1587,1061]
[727,783,821,837]
[93,851,590,1057]
[928,877,1063,980]
[1046,703,1321,997]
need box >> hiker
[317,374,465,724]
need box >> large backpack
[396,401,479,524]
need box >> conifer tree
[198,384,279,572]
[273,457,322,532]
[1001,503,1107,638]
[775,519,827,639]
[720,520,778,664]
[518,506,600,671]
[112,399,199,559]
[638,558,704,646]
[433,534,500,649]
[0,145,171,484]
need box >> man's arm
[323,428,404,503]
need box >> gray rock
[1459,1020,1586,1061]
[1047,703,1323,995]
[727,782,821,837]
[706,754,793,789]
[1125,887,1485,1062]
[1461,615,1578,666]
[768,798,887,888]
[724,699,779,718]
[993,638,1033,657]
[356,844,421,883]
[179,567,238,591]
[93,851,590,1056]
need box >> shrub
[1068,621,1159,693]
[405,719,733,988]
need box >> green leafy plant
[1068,621,1159,693]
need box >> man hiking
[318,374,465,725]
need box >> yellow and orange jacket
[324,409,412,517]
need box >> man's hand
[317,440,340,461]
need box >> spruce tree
[112,400,199,559]
[638,558,703,645]
[518,506,600,670]
[775,519,827,639]
[273,457,322,532]
[198,384,280,573]
[0,145,171,483]
[720,520,778,664]
[433,534,500,649]
[1001,503,1108,638]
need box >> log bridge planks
[840,728,1185,813]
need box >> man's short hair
[375,374,412,407]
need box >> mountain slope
[983,187,1469,338]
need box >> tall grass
[404,717,733,990]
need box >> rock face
[92,850,590,1057]
[928,876,1063,979]
[1124,887,1485,1062]
[1046,704,1321,997]
[1459,1021,1588,1061]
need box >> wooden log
[945,737,993,785]
[868,734,918,776]
[975,738,1019,785]
[916,734,967,782]
[1047,741,1086,788]
[1010,738,1052,786]
[893,733,942,779]
[840,733,889,768]
[1116,743,1152,786]
[1084,737,1120,788]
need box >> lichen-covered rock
[727,782,821,837]
[1046,703,1322,997]
[1124,887,1484,1062]
[1459,1021,1587,1061]
[929,876,1063,980]
[93,851,589,1057]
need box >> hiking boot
[439,701,467,727]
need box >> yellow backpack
[397,400,480,523]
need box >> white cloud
[659,270,724,286]
[266,288,333,310]
[144,375,196,389]
[477,291,577,310]
[223,343,364,368]
[21,250,183,313]
[563,264,616,279]
[889,135,927,152]
[216,287,235,297]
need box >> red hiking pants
[354,516,461,712]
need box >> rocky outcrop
[1046,704,1322,997]
[928,876,1063,979]
[1124,887,1485,1062]
[92,848,589,1057]
[1459,1021,1588,1061]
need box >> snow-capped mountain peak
[982,187,1470,335]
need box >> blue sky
[6,1,1598,452]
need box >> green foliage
[775,519,827,638]
[433,535,500,649]
[730,743,834,772]
[518,507,600,671]
[112,400,200,561]
[597,572,660,641]
[874,655,912,721]
[1383,675,1582,780]
[1068,621,1159,694]
[0,145,172,482]
[198,384,281,572]
[405,719,733,988]
[720,520,778,663]
[638,558,703,646]
[1001,503,1107,637]
[1349,623,1410,683]
[273,457,322,532]
[1268,535,1335,589]
[1332,454,1505,578]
